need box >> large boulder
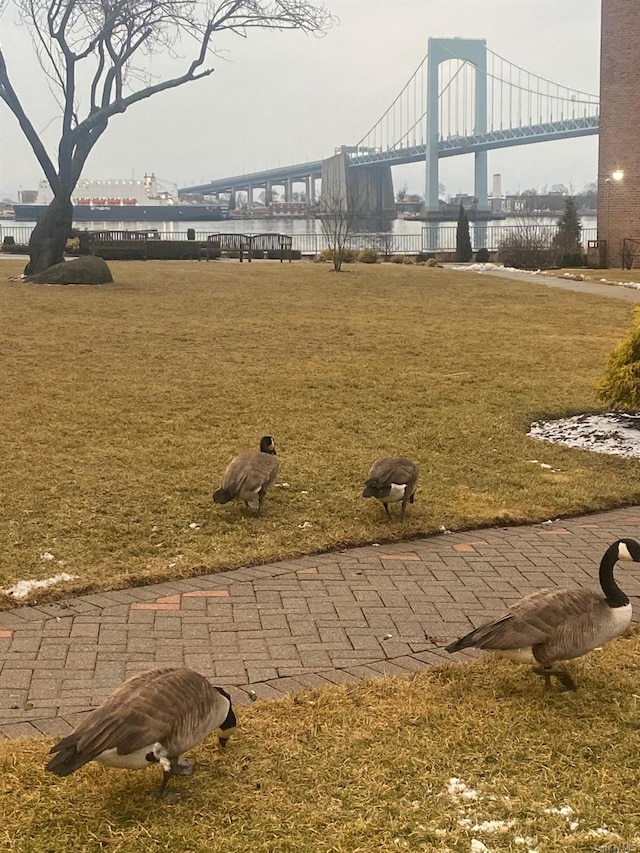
[24,255,113,285]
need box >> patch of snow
[448,778,479,799]
[275,482,290,488]
[298,521,312,529]
[4,572,77,599]
[471,820,514,833]
[544,806,573,816]
[587,828,619,838]
[40,551,55,561]
[471,840,491,853]
[529,412,640,459]
[188,522,200,529]
[452,262,500,272]
[439,525,452,535]
[569,821,579,831]
[451,262,533,275]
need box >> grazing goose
[213,435,279,514]
[46,667,236,801]
[362,456,419,520]
[445,538,640,692]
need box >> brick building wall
[598,0,640,268]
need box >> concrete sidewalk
[470,266,640,304]
[1,506,640,739]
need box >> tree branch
[0,48,59,191]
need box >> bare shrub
[497,218,558,269]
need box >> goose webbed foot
[533,666,577,693]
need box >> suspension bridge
[182,38,600,217]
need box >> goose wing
[366,457,418,487]
[47,668,225,773]
[221,451,279,495]
[448,588,603,651]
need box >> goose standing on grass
[46,668,236,801]
[445,538,640,692]
[213,435,279,514]
[362,456,419,520]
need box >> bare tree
[0,0,331,275]
[317,184,366,272]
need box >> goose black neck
[600,543,629,607]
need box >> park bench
[204,232,293,262]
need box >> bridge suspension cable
[353,44,599,158]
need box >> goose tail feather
[46,736,90,777]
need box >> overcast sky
[0,0,601,201]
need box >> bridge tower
[425,38,488,215]
[598,0,640,268]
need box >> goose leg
[148,769,180,803]
[171,757,194,776]
[257,487,267,515]
[400,494,409,520]
[533,666,577,693]
[533,666,553,693]
[383,502,391,520]
[552,667,577,692]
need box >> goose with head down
[362,456,419,520]
[213,435,279,514]
[46,667,236,801]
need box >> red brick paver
[1,507,640,738]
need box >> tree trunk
[24,195,73,276]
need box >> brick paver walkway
[2,507,640,739]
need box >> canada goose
[46,667,236,801]
[362,456,419,519]
[445,538,640,692]
[213,435,279,513]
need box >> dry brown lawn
[1,257,639,606]
[1,629,640,852]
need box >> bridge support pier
[321,153,395,222]
[426,38,489,216]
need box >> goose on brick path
[445,538,640,693]
[213,435,279,514]
[46,668,236,801]
[362,456,419,520]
